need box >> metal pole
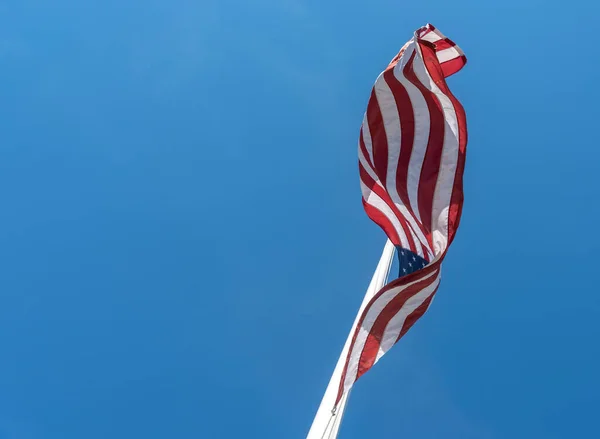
[307,240,395,439]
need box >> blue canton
[396,246,429,278]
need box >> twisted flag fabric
[336,24,468,405]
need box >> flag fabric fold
[336,23,468,406]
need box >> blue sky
[0,0,598,438]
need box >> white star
[408,262,413,267]
[412,256,416,262]
[403,268,407,273]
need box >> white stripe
[373,77,424,257]
[361,115,375,167]
[362,118,414,251]
[360,151,432,259]
[436,47,461,64]
[417,26,465,59]
[342,269,439,393]
[375,271,441,362]
[359,156,433,260]
[358,145,379,183]
[392,44,434,260]
[413,43,460,256]
[371,65,433,258]
[360,181,409,248]
[421,29,443,43]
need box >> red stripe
[357,271,439,379]
[382,61,417,221]
[440,55,467,78]
[417,24,437,39]
[382,53,434,253]
[402,54,445,237]
[433,38,456,51]
[419,40,468,244]
[363,99,418,253]
[367,91,389,185]
[420,240,430,260]
[361,198,401,245]
[360,163,416,251]
[359,126,375,169]
[396,287,437,343]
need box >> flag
[336,24,468,405]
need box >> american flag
[336,24,468,405]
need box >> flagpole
[307,240,395,439]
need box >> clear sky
[0,0,598,438]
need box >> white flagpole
[307,240,395,439]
